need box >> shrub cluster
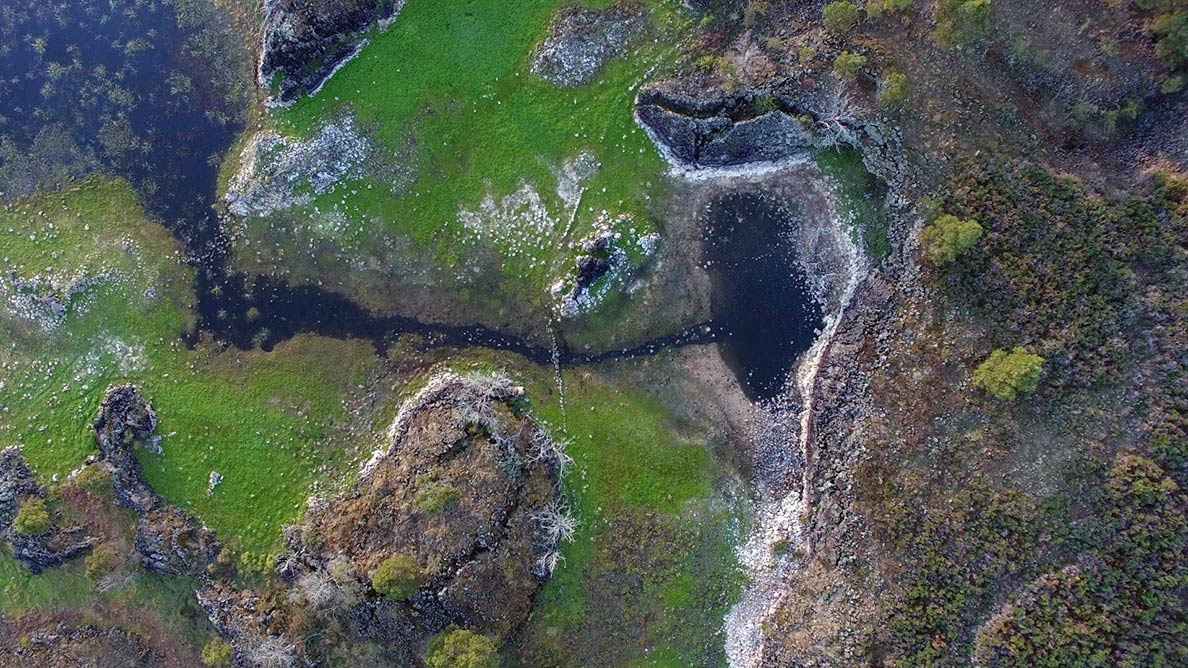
[972,347,1045,401]
[425,629,499,668]
[13,498,51,536]
[371,555,420,600]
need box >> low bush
[833,51,867,77]
[425,628,499,668]
[371,555,420,600]
[823,2,861,33]
[85,544,120,580]
[13,498,51,536]
[202,639,233,668]
[972,348,1045,400]
[919,213,981,264]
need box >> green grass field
[233,0,692,323]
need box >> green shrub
[878,71,909,106]
[797,46,817,65]
[425,629,499,668]
[1162,75,1185,94]
[823,2,861,33]
[1152,9,1188,69]
[414,484,459,515]
[75,465,112,496]
[919,214,982,264]
[202,639,233,668]
[935,0,991,45]
[85,544,120,580]
[870,0,914,14]
[972,348,1045,400]
[372,555,420,600]
[833,51,867,78]
[13,498,51,536]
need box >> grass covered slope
[230,0,690,329]
[0,179,386,568]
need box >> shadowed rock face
[0,448,95,574]
[259,0,403,105]
[635,86,812,169]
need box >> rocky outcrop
[258,0,404,105]
[93,384,161,513]
[303,372,563,638]
[530,2,647,88]
[92,384,219,577]
[635,86,813,169]
[195,372,568,666]
[0,448,95,574]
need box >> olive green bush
[973,348,1045,400]
[823,2,861,33]
[425,629,499,668]
[919,214,982,264]
[13,498,51,536]
[371,555,420,600]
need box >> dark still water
[704,192,824,403]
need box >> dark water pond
[703,192,824,402]
[2,0,825,400]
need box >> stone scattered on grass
[530,2,647,88]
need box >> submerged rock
[0,447,95,574]
[259,0,404,105]
[530,2,647,88]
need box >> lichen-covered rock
[224,116,372,218]
[530,2,647,88]
[258,0,404,105]
[93,384,220,577]
[135,506,219,577]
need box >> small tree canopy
[936,0,992,45]
[878,71,909,107]
[920,213,982,264]
[823,2,861,33]
[202,639,233,668]
[372,555,420,600]
[425,629,499,668]
[13,498,51,536]
[973,347,1045,401]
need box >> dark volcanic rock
[530,2,647,88]
[259,0,403,105]
[135,506,219,577]
[0,448,95,574]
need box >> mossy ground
[232,0,694,330]
[814,146,891,261]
